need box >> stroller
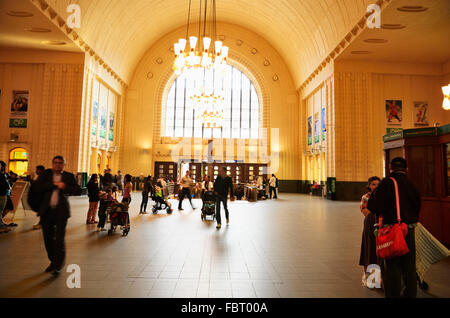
[201,191,216,221]
[107,202,130,236]
[151,186,173,214]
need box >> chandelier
[190,89,224,128]
[173,0,229,75]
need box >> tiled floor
[0,193,449,298]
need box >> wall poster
[386,100,402,127]
[108,112,115,141]
[99,103,107,139]
[321,108,326,141]
[10,90,29,128]
[413,101,429,127]
[307,116,312,146]
[314,112,320,143]
[92,100,98,136]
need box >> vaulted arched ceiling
[42,0,375,87]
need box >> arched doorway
[9,148,29,176]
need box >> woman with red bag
[367,157,421,298]
[359,176,381,288]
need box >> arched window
[9,148,28,176]
[163,64,260,139]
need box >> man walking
[214,167,234,229]
[33,156,81,276]
[269,174,278,199]
[367,157,421,298]
[178,170,194,210]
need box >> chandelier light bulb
[203,37,211,51]
[215,41,222,54]
[178,38,187,51]
[189,36,198,51]
[221,46,229,58]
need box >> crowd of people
[0,154,430,298]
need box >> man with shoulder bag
[367,157,421,298]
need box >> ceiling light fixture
[173,0,228,75]
[41,40,66,45]
[6,11,34,17]
[363,38,388,43]
[442,84,450,110]
[26,27,52,33]
[350,51,372,55]
[381,24,406,29]
[397,6,428,12]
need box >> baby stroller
[107,202,130,236]
[151,186,173,214]
[201,191,216,221]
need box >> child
[97,189,113,232]
[112,185,119,201]
[154,185,173,212]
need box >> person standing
[0,161,12,233]
[97,188,113,232]
[359,176,381,288]
[269,174,278,199]
[367,157,421,298]
[140,176,153,214]
[116,170,124,195]
[86,174,100,224]
[122,174,133,204]
[103,169,113,190]
[33,156,81,276]
[32,165,46,230]
[178,170,194,210]
[214,167,234,229]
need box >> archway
[9,148,28,176]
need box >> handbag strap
[389,177,402,224]
[378,177,402,229]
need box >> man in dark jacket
[34,156,81,276]
[0,161,12,233]
[213,167,234,229]
[367,157,421,298]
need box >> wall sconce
[442,84,450,110]
[141,148,151,155]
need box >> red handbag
[376,177,409,259]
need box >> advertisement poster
[321,108,326,141]
[99,104,107,139]
[386,100,402,126]
[307,116,312,146]
[414,101,429,127]
[108,112,115,141]
[10,90,29,128]
[11,90,29,114]
[92,100,98,136]
[314,112,320,143]
[9,118,28,128]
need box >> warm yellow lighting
[443,84,450,110]
[173,0,228,74]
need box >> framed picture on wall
[322,108,326,141]
[386,100,402,126]
[11,90,29,114]
[314,112,320,143]
[307,116,312,145]
[413,101,429,127]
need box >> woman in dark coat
[86,174,100,224]
[359,176,381,287]
[139,176,153,214]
